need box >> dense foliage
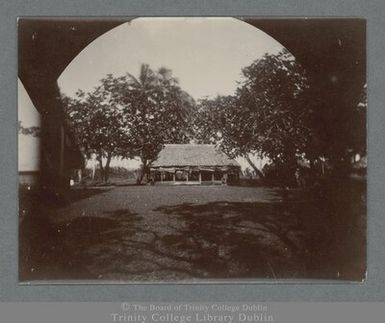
[64,50,366,186]
[63,64,195,183]
[193,48,366,184]
[193,49,310,179]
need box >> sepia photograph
[18,17,366,283]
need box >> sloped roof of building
[152,144,240,168]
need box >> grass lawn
[19,183,366,282]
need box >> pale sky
[58,17,284,100]
[20,18,284,172]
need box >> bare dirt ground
[19,183,366,282]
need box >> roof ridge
[152,144,240,168]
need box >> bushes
[79,167,138,185]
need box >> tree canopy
[193,49,310,178]
[63,64,195,183]
[192,48,366,183]
[64,51,366,186]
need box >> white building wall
[18,79,41,173]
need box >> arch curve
[18,18,365,190]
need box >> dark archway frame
[18,17,366,191]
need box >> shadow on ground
[20,204,365,282]
[19,180,366,282]
[151,197,365,280]
[66,187,112,203]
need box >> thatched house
[150,144,241,185]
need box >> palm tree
[124,64,196,183]
[126,64,159,97]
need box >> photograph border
[1,0,385,303]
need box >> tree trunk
[137,160,148,185]
[91,161,96,180]
[104,154,112,182]
[97,157,104,182]
[244,154,265,179]
[97,152,112,183]
[77,169,82,183]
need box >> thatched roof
[152,144,240,168]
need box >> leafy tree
[193,50,310,180]
[119,64,195,183]
[193,95,267,178]
[194,49,366,186]
[63,75,127,182]
[63,65,195,184]
[236,49,310,171]
[193,95,255,173]
[193,96,232,145]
